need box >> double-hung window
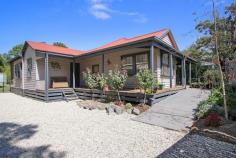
[121,53,148,76]
[161,52,170,76]
[136,53,148,72]
[121,56,134,75]
[14,62,22,79]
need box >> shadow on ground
[156,133,236,158]
[0,122,66,158]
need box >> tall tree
[53,42,68,48]
[195,2,236,62]
[0,55,5,72]
[225,3,236,58]
[212,0,228,119]
[191,1,236,119]
[3,44,23,61]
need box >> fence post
[3,73,4,92]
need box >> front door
[70,63,80,88]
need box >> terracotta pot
[103,84,109,91]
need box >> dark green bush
[203,69,221,89]
[158,83,164,90]
[196,88,224,119]
[226,85,236,110]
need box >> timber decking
[74,88,183,105]
[10,87,184,105]
[11,87,64,101]
[10,87,23,96]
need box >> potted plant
[103,84,109,92]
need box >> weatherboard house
[9,29,195,103]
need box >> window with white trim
[161,52,170,76]
[27,58,32,78]
[136,53,148,72]
[14,62,22,79]
[121,56,134,75]
[121,53,149,76]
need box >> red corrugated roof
[26,29,170,56]
[86,29,168,53]
[27,41,84,56]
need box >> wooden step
[62,89,78,101]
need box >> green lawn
[0,84,10,93]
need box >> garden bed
[191,119,236,144]
[76,99,145,115]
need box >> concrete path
[133,88,210,131]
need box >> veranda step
[62,89,78,101]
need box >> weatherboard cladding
[10,29,182,91]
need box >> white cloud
[91,10,111,19]
[89,0,111,20]
[88,0,147,23]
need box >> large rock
[114,106,124,115]
[96,102,106,110]
[132,108,140,115]
[105,106,114,115]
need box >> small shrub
[136,68,157,104]
[125,103,133,109]
[95,73,108,90]
[204,113,221,127]
[83,68,98,99]
[226,85,236,110]
[108,67,127,102]
[196,101,213,119]
[207,88,223,105]
[158,83,164,90]
[83,68,98,90]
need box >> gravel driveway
[0,93,185,158]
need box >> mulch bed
[191,119,236,144]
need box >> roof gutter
[36,50,75,58]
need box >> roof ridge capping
[85,28,170,53]
[127,28,169,40]
[25,41,84,56]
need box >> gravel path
[0,93,185,158]
[158,133,236,158]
